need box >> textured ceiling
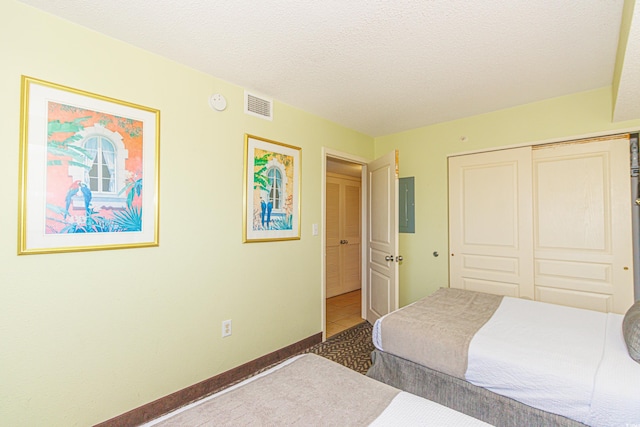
[16,0,637,137]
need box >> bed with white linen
[142,352,491,426]
[368,288,640,427]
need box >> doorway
[321,148,400,340]
[325,157,363,337]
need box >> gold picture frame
[243,134,301,242]
[18,76,160,254]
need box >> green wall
[613,0,636,108]
[0,2,373,425]
[376,87,640,306]
[3,1,640,426]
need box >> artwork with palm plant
[19,77,159,254]
[44,101,144,234]
[243,134,300,242]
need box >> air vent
[244,91,273,121]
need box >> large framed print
[243,134,301,242]
[18,76,160,254]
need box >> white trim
[447,127,640,158]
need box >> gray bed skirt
[366,349,587,427]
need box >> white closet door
[449,147,534,298]
[532,136,634,313]
[326,174,361,298]
[325,179,342,298]
[342,179,362,293]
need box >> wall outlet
[221,319,232,337]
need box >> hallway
[325,289,363,338]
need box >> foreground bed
[368,288,640,427]
[142,353,490,426]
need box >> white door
[532,137,634,313]
[449,147,534,298]
[366,150,399,323]
[325,174,361,298]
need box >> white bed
[371,289,640,427]
[142,353,491,426]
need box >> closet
[448,134,634,314]
[326,173,361,298]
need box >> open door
[365,150,400,323]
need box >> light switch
[312,223,319,236]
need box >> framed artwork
[243,134,301,242]
[18,76,160,254]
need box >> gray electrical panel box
[399,177,415,233]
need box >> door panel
[449,147,534,298]
[535,155,607,250]
[370,270,391,317]
[325,175,361,298]
[532,137,634,313]
[342,180,361,292]
[366,150,399,323]
[449,136,634,314]
[535,286,613,313]
[460,277,521,297]
[325,180,341,298]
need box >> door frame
[321,148,369,340]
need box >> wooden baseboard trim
[94,332,322,427]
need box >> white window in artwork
[67,124,129,211]
[85,136,116,193]
[268,167,282,209]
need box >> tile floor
[326,289,363,338]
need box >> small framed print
[243,134,301,242]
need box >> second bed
[368,288,640,427]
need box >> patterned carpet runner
[305,321,374,375]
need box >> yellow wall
[4,1,640,426]
[0,2,373,425]
[376,88,640,306]
[613,0,636,108]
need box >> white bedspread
[465,297,640,427]
[587,311,640,427]
[369,391,491,426]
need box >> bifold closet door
[532,136,634,313]
[326,174,361,298]
[448,147,534,299]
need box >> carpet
[229,321,375,389]
[304,321,374,375]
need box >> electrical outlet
[222,319,232,337]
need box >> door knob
[396,255,403,262]
[385,255,393,261]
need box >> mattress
[374,291,640,427]
[142,353,491,426]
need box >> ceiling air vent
[244,91,273,121]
